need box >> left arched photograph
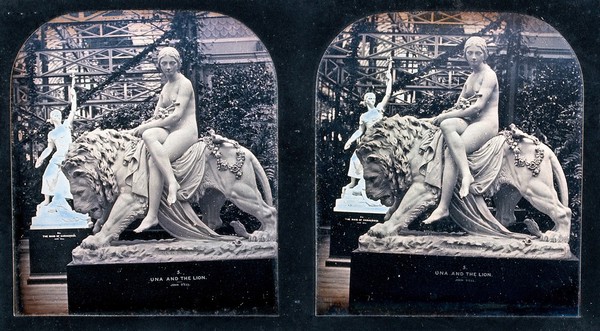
[12,10,278,315]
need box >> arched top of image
[316,11,582,121]
[11,10,276,127]
[11,9,277,153]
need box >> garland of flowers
[202,132,246,179]
[501,129,544,176]
[152,103,178,119]
[441,94,480,114]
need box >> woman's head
[464,36,489,61]
[157,47,182,73]
[362,92,376,107]
[49,109,62,124]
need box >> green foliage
[24,40,39,107]
[198,63,277,183]
[197,63,278,233]
[170,12,204,75]
[403,91,458,118]
[74,99,156,135]
[12,38,46,237]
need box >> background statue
[32,77,90,228]
[35,80,78,210]
[342,57,393,194]
[355,115,571,244]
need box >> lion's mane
[356,115,436,192]
[62,129,139,205]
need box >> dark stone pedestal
[29,228,90,276]
[67,258,277,314]
[349,251,579,316]
[328,212,383,263]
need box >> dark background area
[1,0,599,330]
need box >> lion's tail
[249,153,274,206]
[549,147,569,206]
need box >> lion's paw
[80,234,109,250]
[540,230,569,243]
[368,223,393,238]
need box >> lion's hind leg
[520,180,571,243]
[197,189,254,239]
[197,189,256,240]
[228,183,277,242]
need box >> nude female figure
[343,58,393,191]
[423,36,500,224]
[130,47,199,233]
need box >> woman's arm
[152,92,165,116]
[134,79,194,134]
[457,78,468,100]
[434,70,497,123]
[135,92,165,126]
[65,87,77,127]
[344,121,367,150]
[376,60,393,110]
[35,139,56,168]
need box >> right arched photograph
[316,12,582,316]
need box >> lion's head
[356,115,435,206]
[62,129,138,219]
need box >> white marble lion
[355,115,571,243]
[62,129,277,249]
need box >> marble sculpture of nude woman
[423,36,500,224]
[129,47,199,233]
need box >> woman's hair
[464,36,489,60]
[157,47,182,65]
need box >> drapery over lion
[62,129,277,249]
[355,115,571,243]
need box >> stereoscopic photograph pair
[7,7,586,322]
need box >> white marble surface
[334,178,388,214]
[31,198,91,230]
[357,231,574,260]
[71,239,278,264]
